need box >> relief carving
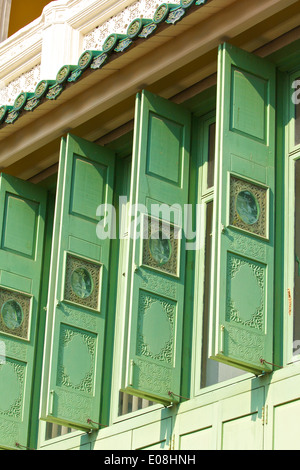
[137,291,175,365]
[226,254,265,331]
[57,326,96,394]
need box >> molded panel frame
[60,251,103,313]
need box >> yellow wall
[8,0,53,37]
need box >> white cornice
[0,0,159,98]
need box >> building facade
[0,0,300,451]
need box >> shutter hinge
[129,360,134,386]
[169,434,175,450]
[49,390,55,416]
[219,325,225,354]
[262,405,268,425]
[296,255,300,276]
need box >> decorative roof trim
[0,0,207,128]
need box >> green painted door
[124,90,191,404]
[209,43,276,374]
[41,134,115,431]
[0,174,47,449]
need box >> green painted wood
[0,174,47,450]
[209,43,276,375]
[124,90,191,404]
[264,372,300,450]
[30,189,56,450]
[41,134,115,431]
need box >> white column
[40,0,81,80]
[0,0,12,43]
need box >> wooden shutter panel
[124,90,191,405]
[0,174,46,449]
[209,43,276,375]
[40,134,115,430]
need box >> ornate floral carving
[140,272,177,299]
[134,358,172,396]
[64,254,102,311]
[231,233,266,261]
[166,7,186,24]
[226,254,265,331]
[57,326,96,394]
[138,23,157,38]
[46,83,64,100]
[55,388,92,423]
[83,0,164,51]
[14,92,28,110]
[0,105,8,122]
[230,175,268,238]
[24,97,40,111]
[137,291,175,364]
[59,303,97,331]
[5,110,19,124]
[180,0,196,7]
[225,324,264,364]
[142,216,180,277]
[68,68,83,83]
[0,64,40,106]
[90,52,108,70]
[114,38,133,52]
[153,4,171,23]
[0,359,25,419]
[0,288,31,341]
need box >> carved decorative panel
[141,272,177,299]
[134,358,172,397]
[226,253,265,331]
[137,290,176,365]
[54,388,92,423]
[142,217,179,276]
[0,358,26,419]
[64,254,102,311]
[229,175,268,238]
[225,324,265,365]
[0,288,31,340]
[83,0,162,51]
[57,325,96,395]
[231,233,266,261]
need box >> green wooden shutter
[40,134,115,430]
[0,174,46,449]
[124,90,191,405]
[209,43,276,375]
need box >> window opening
[199,113,246,388]
[207,122,216,189]
[295,77,300,146]
[293,158,300,353]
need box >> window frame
[284,68,300,366]
[191,109,216,398]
